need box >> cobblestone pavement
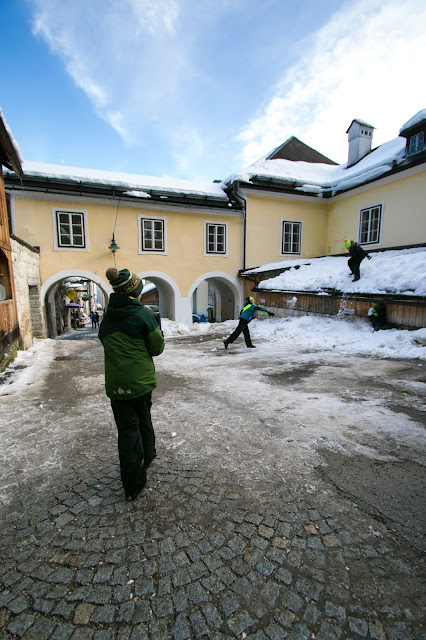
[0,334,425,640]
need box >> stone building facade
[10,235,46,348]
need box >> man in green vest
[99,268,165,501]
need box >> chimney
[346,119,374,167]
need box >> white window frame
[358,202,383,246]
[204,221,228,256]
[52,208,89,252]
[138,214,167,255]
[280,219,303,256]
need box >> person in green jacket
[99,267,165,501]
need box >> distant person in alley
[344,239,371,281]
[99,268,165,501]
[223,296,274,349]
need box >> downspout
[226,180,247,270]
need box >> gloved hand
[269,312,275,317]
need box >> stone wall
[10,235,46,348]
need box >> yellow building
[4,110,425,336]
[5,166,245,333]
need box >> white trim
[358,201,384,247]
[280,218,303,256]
[138,213,168,255]
[203,220,229,257]
[41,270,112,304]
[51,207,90,252]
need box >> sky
[1,0,425,182]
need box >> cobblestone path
[0,335,425,639]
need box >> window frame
[52,208,89,252]
[408,131,425,155]
[204,221,228,257]
[358,202,384,246]
[280,219,303,256]
[138,214,167,255]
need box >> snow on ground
[0,313,424,398]
[162,316,426,361]
[246,247,426,296]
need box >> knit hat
[343,240,351,248]
[106,268,143,297]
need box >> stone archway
[188,272,243,323]
[138,271,181,322]
[41,270,112,338]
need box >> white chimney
[346,119,374,167]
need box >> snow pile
[161,316,426,361]
[251,247,426,296]
[0,339,56,396]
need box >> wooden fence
[244,282,426,329]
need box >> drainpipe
[226,181,247,271]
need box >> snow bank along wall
[244,282,426,329]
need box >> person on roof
[223,296,274,349]
[99,268,165,501]
[344,239,371,281]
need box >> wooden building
[0,109,23,368]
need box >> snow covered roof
[399,109,426,134]
[225,110,425,197]
[0,108,23,176]
[225,137,410,197]
[6,160,229,202]
[244,247,426,297]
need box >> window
[52,209,88,251]
[281,220,302,255]
[205,222,227,255]
[359,203,383,245]
[409,131,425,155]
[139,215,166,253]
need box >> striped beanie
[106,268,143,297]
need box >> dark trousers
[348,256,364,280]
[225,318,253,347]
[110,393,156,496]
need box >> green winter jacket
[98,294,165,400]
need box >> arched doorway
[41,270,111,338]
[138,272,180,322]
[188,273,242,323]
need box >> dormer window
[409,131,425,155]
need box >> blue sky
[1,0,425,182]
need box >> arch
[41,269,112,304]
[188,272,243,322]
[137,271,181,322]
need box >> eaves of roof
[3,172,239,210]
[242,151,426,199]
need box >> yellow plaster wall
[14,197,243,296]
[245,193,328,267]
[326,170,426,254]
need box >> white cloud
[30,0,188,144]
[237,0,426,166]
